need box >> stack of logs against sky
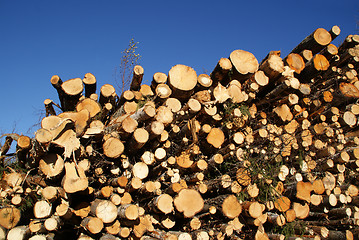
[2,26,359,240]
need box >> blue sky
[0,0,358,137]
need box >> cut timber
[61,78,84,111]
[296,181,313,202]
[197,74,212,89]
[221,195,242,219]
[76,98,101,118]
[130,65,144,91]
[210,57,232,86]
[301,54,330,81]
[151,72,167,90]
[42,186,58,202]
[320,44,338,61]
[174,189,204,218]
[155,106,173,126]
[90,199,117,223]
[329,25,341,40]
[62,162,88,193]
[44,216,61,231]
[130,104,156,122]
[51,126,80,159]
[285,53,305,74]
[118,90,134,105]
[0,207,21,229]
[33,200,52,219]
[99,84,115,106]
[16,135,31,164]
[236,168,251,186]
[249,70,269,87]
[164,98,182,113]
[273,104,293,122]
[146,120,164,138]
[213,83,230,103]
[103,137,124,158]
[50,75,65,109]
[300,49,313,62]
[206,128,225,148]
[41,115,62,130]
[128,128,149,151]
[155,83,172,100]
[259,53,284,79]
[228,80,247,103]
[7,225,30,240]
[58,109,90,137]
[229,49,259,81]
[150,194,174,214]
[83,73,97,98]
[168,64,197,101]
[274,196,291,212]
[292,202,309,219]
[44,99,56,116]
[39,153,64,178]
[81,217,103,235]
[339,82,359,98]
[132,162,149,180]
[291,28,332,55]
[118,204,139,220]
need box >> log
[174,189,204,218]
[44,99,57,116]
[229,49,259,82]
[58,109,90,137]
[300,49,313,63]
[81,217,103,235]
[210,57,232,86]
[151,72,167,90]
[260,53,284,79]
[290,28,332,55]
[284,53,305,74]
[90,199,117,223]
[0,207,21,229]
[33,200,52,219]
[300,54,330,82]
[39,153,64,178]
[103,137,124,158]
[150,194,174,214]
[168,64,197,101]
[76,98,101,119]
[62,162,88,193]
[197,74,212,89]
[130,65,144,91]
[83,73,97,98]
[118,204,139,220]
[6,226,30,240]
[61,78,84,111]
[99,84,116,106]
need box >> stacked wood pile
[1,26,359,240]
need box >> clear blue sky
[0,0,358,137]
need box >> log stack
[1,26,359,240]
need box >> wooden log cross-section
[3,25,359,239]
